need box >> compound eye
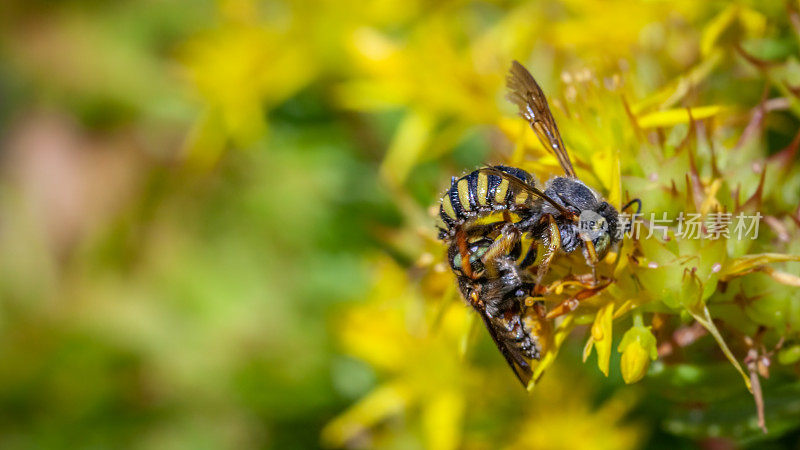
[594,234,611,256]
[451,252,463,269]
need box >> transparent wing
[506,60,577,178]
[479,311,533,387]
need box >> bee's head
[580,198,642,259]
[578,202,619,260]
[594,202,620,257]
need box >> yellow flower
[509,367,645,450]
[179,2,318,168]
[617,325,658,384]
[585,302,615,376]
[322,258,472,449]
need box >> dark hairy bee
[437,61,641,386]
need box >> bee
[437,61,641,386]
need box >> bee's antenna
[621,198,642,233]
[621,198,642,215]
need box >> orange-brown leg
[480,225,521,278]
[545,280,611,319]
[532,301,547,319]
[455,227,474,279]
[545,272,609,292]
[534,214,561,288]
[581,237,600,284]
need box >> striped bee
[438,61,641,386]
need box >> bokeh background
[2,0,800,449]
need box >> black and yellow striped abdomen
[436,165,538,239]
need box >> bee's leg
[581,238,600,284]
[532,300,547,319]
[540,272,611,298]
[480,219,521,279]
[456,274,487,313]
[545,280,611,319]
[529,299,552,352]
[570,271,608,288]
[534,214,561,288]
[480,229,521,278]
[455,227,475,279]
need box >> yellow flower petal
[321,381,413,447]
[592,302,615,377]
[637,105,724,128]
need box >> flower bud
[617,325,657,384]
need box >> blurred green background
[1,0,800,449]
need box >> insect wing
[506,60,577,178]
[479,166,575,219]
[479,310,533,387]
